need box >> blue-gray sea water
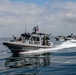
[0,38,76,75]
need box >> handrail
[29,40,40,44]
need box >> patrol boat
[3,26,53,53]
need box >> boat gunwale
[3,41,53,48]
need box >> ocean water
[0,38,76,75]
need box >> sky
[0,0,76,38]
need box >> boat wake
[20,40,76,55]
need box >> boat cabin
[21,33,50,46]
[28,34,41,45]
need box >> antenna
[25,15,27,33]
[25,24,26,33]
[34,4,51,26]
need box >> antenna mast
[25,24,26,33]
[25,16,27,33]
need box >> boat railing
[28,40,41,45]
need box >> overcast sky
[0,0,76,38]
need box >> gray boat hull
[3,42,52,53]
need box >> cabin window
[30,37,34,41]
[30,36,40,41]
[36,37,40,41]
